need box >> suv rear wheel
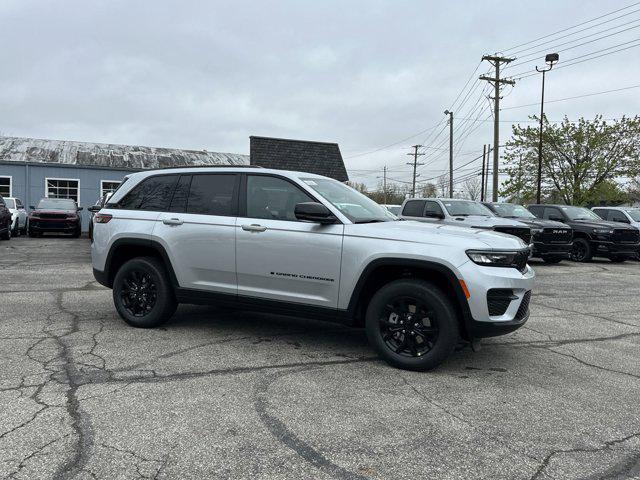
[365,279,459,371]
[113,257,177,328]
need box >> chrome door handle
[242,224,267,232]
[162,218,183,226]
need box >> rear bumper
[532,241,572,257]
[591,240,640,257]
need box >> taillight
[95,213,113,223]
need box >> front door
[154,173,239,294]
[235,174,343,308]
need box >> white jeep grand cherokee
[92,167,534,370]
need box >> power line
[502,1,640,52]
[501,83,640,110]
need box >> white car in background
[592,206,640,229]
[384,204,402,216]
[4,197,28,236]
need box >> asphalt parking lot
[0,236,638,480]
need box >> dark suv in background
[483,202,573,264]
[28,198,83,237]
[527,204,640,262]
[0,195,12,240]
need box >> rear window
[117,175,178,211]
[402,200,426,217]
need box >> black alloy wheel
[378,296,439,358]
[570,238,591,262]
[366,279,459,371]
[120,270,158,317]
[1,221,11,240]
[113,257,177,328]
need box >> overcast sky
[1,0,638,191]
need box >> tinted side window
[527,206,542,218]
[543,207,562,220]
[187,174,238,216]
[609,210,629,223]
[16,199,23,208]
[592,208,607,220]
[246,175,314,221]
[424,201,443,216]
[169,175,192,213]
[402,200,426,217]
[118,175,178,211]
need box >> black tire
[113,257,177,328]
[20,221,27,235]
[28,228,39,238]
[12,219,19,237]
[365,279,459,371]
[1,221,11,240]
[542,256,563,264]
[72,228,81,238]
[570,238,592,262]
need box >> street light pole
[444,110,453,198]
[535,53,559,204]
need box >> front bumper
[532,241,572,258]
[29,218,80,232]
[591,240,640,257]
[458,260,535,338]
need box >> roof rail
[152,164,263,171]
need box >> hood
[446,215,529,229]
[344,220,527,250]
[507,217,570,229]
[571,219,636,230]
[32,209,78,215]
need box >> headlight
[466,249,527,269]
[593,228,613,235]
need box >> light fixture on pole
[535,52,558,204]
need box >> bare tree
[436,174,449,198]
[463,176,482,201]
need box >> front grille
[38,213,68,219]
[494,226,532,244]
[613,228,639,244]
[515,291,532,320]
[487,289,516,316]
[542,227,572,244]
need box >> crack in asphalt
[254,367,371,480]
[530,431,640,480]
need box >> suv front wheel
[365,279,459,371]
[113,257,177,328]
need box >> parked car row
[392,198,640,263]
[0,194,83,239]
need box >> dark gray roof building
[250,136,349,182]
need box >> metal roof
[0,136,249,170]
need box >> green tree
[501,115,640,205]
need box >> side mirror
[29,206,35,210]
[549,215,563,222]
[294,202,335,224]
[88,205,101,213]
[424,211,444,219]
[77,207,84,212]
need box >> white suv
[91,167,535,370]
[4,197,28,236]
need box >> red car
[0,195,12,240]
[28,198,83,237]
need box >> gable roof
[0,136,249,170]
[249,136,348,182]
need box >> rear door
[154,173,239,294]
[235,174,343,308]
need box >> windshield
[442,200,494,217]
[560,206,601,221]
[301,178,393,223]
[37,198,77,210]
[490,203,535,218]
[624,209,640,221]
[4,198,15,209]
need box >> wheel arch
[347,258,474,340]
[104,238,178,288]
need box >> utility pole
[406,145,425,197]
[480,144,486,201]
[382,166,387,205]
[484,144,491,201]
[444,110,454,198]
[480,55,515,201]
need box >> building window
[46,178,80,204]
[101,180,121,197]
[0,176,11,197]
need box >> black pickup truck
[527,204,640,262]
[483,202,573,263]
